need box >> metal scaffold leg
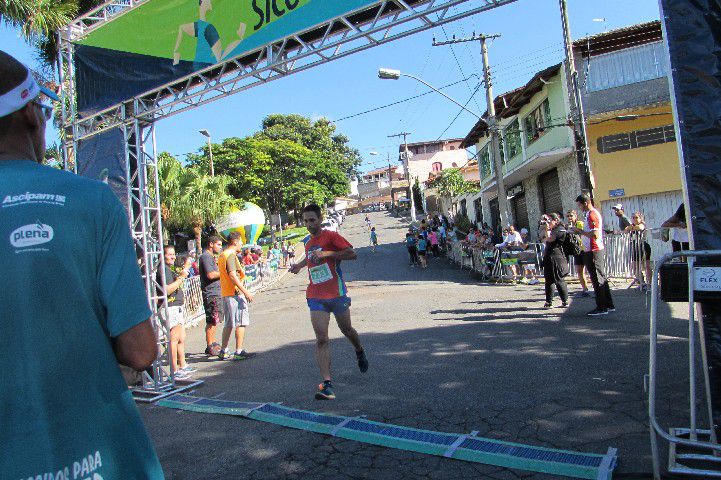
[122,109,203,402]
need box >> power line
[331,74,479,123]
[435,81,484,140]
[440,25,483,113]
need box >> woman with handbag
[542,213,570,308]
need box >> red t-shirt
[304,230,353,299]
[583,208,604,252]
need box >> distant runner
[370,226,378,252]
[291,204,368,400]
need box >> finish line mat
[158,394,617,479]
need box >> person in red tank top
[290,204,368,400]
[573,193,615,316]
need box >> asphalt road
[141,211,695,479]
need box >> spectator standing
[281,240,289,267]
[406,231,419,266]
[574,194,615,316]
[287,242,297,267]
[417,234,428,268]
[566,210,590,296]
[370,226,378,252]
[217,232,255,360]
[241,247,255,266]
[199,235,223,356]
[438,223,447,247]
[158,245,194,378]
[626,212,652,291]
[466,228,477,244]
[0,51,162,479]
[271,242,282,264]
[428,229,440,258]
[612,204,632,232]
[662,203,690,253]
[542,214,570,308]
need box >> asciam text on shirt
[21,450,104,480]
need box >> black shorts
[572,254,584,266]
[203,295,222,326]
[418,250,427,256]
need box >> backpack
[562,231,582,256]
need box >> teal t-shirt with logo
[0,160,163,479]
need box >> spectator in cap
[612,204,631,232]
[0,51,162,478]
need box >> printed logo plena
[10,223,54,248]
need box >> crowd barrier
[446,228,672,288]
[179,255,286,329]
[181,276,205,327]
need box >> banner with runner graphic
[74,0,386,113]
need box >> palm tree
[157,152,238,250]
[2,0,77,40]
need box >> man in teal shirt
[0,52,163,478]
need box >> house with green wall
[459,62,583,240]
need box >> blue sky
[2,0,660,173]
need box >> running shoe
[558,302,569,308]
[528,278,540,285]
[543,302,552,309]
[315,381,336,400]
[218,350,233,361]
[205,342,221,356]
[233,350,256,361]
[587,308,608,316]
[180,365,197,373]
[356,349,369,373]
[174,370,190,380]
[607,307,616,312]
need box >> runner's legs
[334,308,363,352]
[310,310,332,381]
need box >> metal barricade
[181,275,205,327]
[447,241,463,265]
[649,250,721,479]
[604,230,665,289]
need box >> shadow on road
[144,280,688,479]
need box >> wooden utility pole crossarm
[433,33,511,228]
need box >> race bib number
[309,263,333,284]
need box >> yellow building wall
[588,104,683,202]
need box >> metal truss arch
[61,0,517,142]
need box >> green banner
[78,0,381,68]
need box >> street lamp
[378,68,486,121]
[379,68,490,223]
[198,129,214,177]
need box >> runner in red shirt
[573,193,615,316]
[291,204,368,400]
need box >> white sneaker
[180,365,197,373]
[528,278,540,285]
[174,370,190,380]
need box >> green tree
[429,168,479,198]
[193,114,358,225]
[157,152,237,250]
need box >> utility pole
[433,33,511,229]
[386,152,394,208]
[388,132,416,222]
[560,0,593,198]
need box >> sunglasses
[33,101,53,121]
